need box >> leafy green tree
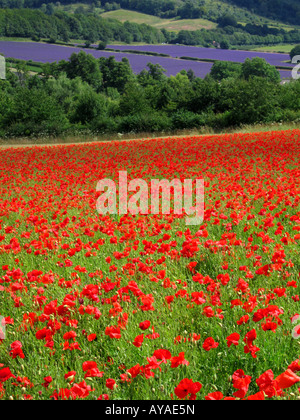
[210,61,241,81]
[218,78,279,125]
[218,14,238,28]
[97,41,107,50]
[71,88,108,125]
[220,40,230,50]
[147,63,167,81]
[241,58,281,83]
[45,3,55,15]
[187,78,219,114]
[118,81,150,116]
[290,45,300,60]
[99,57,135,93]
[46,73,88,114]
[0,87,15,130]
[15,61,29,87]
[4,87,68,135]
[59,51,103,91]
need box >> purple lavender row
[0,41,292,79]
[0,41,213,78]
[107,44,292,68]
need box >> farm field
[0,41,293,80]
[100,9,217,32]
[0,130,300,400]
[252,44,299,54]
[107,44,292,68]
[0,41,214,79]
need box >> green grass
[1,122,300,148]
[0,37,33,42]
[253,44,297,54]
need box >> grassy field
[253,44,296,54]
[100,9,217,31]
[1,122,300,148]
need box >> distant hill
[3,0,298,27]
[0,1,299,49]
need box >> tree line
[0,8,165,44]
[0,51,299,138]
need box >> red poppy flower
[106,379,117,390]
[133,334,144,348]
[139,320,151,331]
[153,349,172,363]
[0,367,16,383]
[174,378,202,400]
[205,391,223,400]
[275,369,300,390]
[226,333,240,348]
[170,352,189,368]
[203,337,219,352]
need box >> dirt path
[0,133,204,150]
[0,124,299,150]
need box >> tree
[147,63,167,82]
[97,41,107,50]
[99,56,134,93]
[15,61,29,88]
[218,14,238,28]
[241,58,281,83]
[118,81,150,116]
[45,3,55,15]
[218,78,279,125]
[71,88,108,125]
[290,45,300,61]
[74,5,86,14]
[5,87,68,135]
[187,78,219,114]
[210,61,241,81]
[59,51,103,92]
[220,40,230,50]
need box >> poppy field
[0,130,300,401]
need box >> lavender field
[0,41,213,78]
[0,41,293,80]
[107,44,293,68]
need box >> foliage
[0,52,299,138]
[0,8,165,44]
[290,45,300,60]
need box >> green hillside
[99,8,295,34]
[0,1,299,49]
[89,9,218,32]
[1,0,299,28]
